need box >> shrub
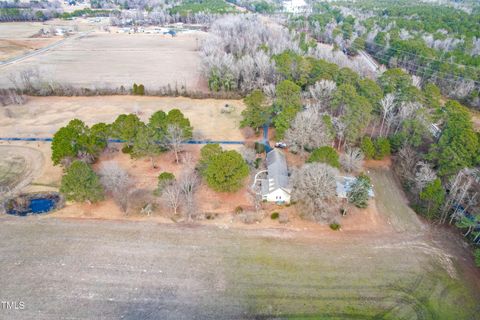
[388,132,406,153]
[158,172,175,191]
[329,222,341,230]
[270,212,279,219]
[204,212,218,220]
[254,142,266,154]
[307,146,340,168]
[475,249,480,267]
[235,206,243,214]
[360,137,375,159]
[122,145,133,154]
[158,172,175,183]
[374,137,391,160]
[254,157,262,169]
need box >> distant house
[261,149,291,204]
[336,176,374,199]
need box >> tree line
[290,1,480,109]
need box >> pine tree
[60,160,104,203]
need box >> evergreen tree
[241,90,271,131]
[166,109,193,139]
[60,160,104,203]
[203,150,249,192]
[429,100,480,176]
[148,110,168,139]
[131,125,162,168]
[419,178,445,219]
[138,84,145,95]
[111,114,143,146]
[273,80,302,138]
[374,138,391,160]
[308,146,340,168]
[361,137,375,159]
[347,175,371,208]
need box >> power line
[310,25,480,72]
[348,42,480,87]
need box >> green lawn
[222,235,478,319]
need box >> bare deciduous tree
[443,169,477,224]
[414,161,437,192]
[240,146,256,167]
[181,152,195,169]
[98,161,133,212]
[340,147,364,173]
[308,79,337,107]
[284,109,332,157]
[291,163,339,223]
[179,170,199,221]
[162,182,182,216]
[394,145,418,184]
[379,93,395,137]
[165,124,185,164]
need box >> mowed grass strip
[222,237,478,319]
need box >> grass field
[0,154,26,189]
[0,218,478,319]
[0,31,207,91]
[0,145,46,197]
[224,232,477,319]
[368,167,425,232]
[0,20,101,61]
[0,95,245,140]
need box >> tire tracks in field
[0,145,44,197]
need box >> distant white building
[283,0,308,14]
[261,149,291,204]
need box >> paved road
[0,32,92,67]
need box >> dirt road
[0,32,92,67]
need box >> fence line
[0,137,244,145]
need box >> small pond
[5,193,63,216]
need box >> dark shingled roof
[263,149,290,193]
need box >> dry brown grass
[0,95,246,140]
[0,30,208,91]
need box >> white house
[261,149,291,204]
